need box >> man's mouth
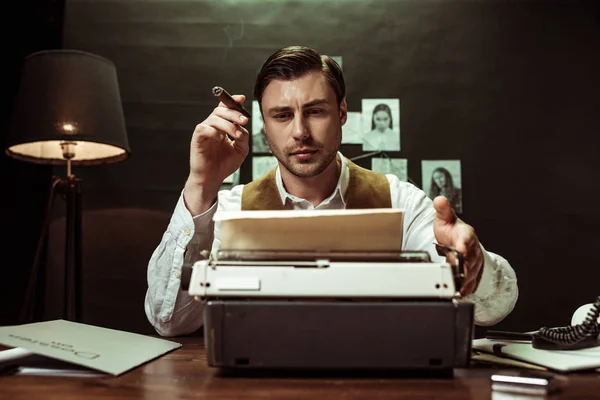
[290,149,317,160]
[290,149,317,155]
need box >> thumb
[433,196,457,225]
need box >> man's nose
[291,114,310,141]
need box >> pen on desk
[0,347,33,363]
[212,86,251,119]
[485,330,534,341]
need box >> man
[145,46,518,337]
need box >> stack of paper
[0,320,181,377]
[214,208,404,252]
[472,338,600,373]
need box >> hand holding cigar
[212,86,251,119]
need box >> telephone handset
[532,296,600,350]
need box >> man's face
[260,70,347,178]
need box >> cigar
[212,86,251,119]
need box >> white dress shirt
[145,153,518,337]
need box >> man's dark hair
[253,46,345,110]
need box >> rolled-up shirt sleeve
[144,190,217,337]
[463,246,518,326]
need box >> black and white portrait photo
[221,168,240,189]
[341,111,363,144]
[421,160,463,214]
[251,100,270,154]
[371,157,408,182]
[252,156,278,180]
[330,56,343,70]
[361,98,401,152]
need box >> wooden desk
[1,337,599,399]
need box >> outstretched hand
[433,196,484,296]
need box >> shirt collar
[275,152,349,207]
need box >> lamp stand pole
[63,169,83,322]
[19,176,60,323]
[19,158,83,324]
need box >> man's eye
[273,113,291,120]
[307,109,323,115]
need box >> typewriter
[183,245,474,374]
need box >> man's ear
[339,97,348,126]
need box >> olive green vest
[241,158,392,210]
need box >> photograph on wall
[361,98,400,152]
[330,56,343,69]
[252,100,270,154]
[252,156,279,180]
[221,168,240,189]
[371,157,408,182]
[421,160,463,214]
[341,111,363,144]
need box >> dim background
[1,0,599,336]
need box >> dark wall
[0,1,64,325]
[7,0,599,334]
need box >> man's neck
[280,155,342,207]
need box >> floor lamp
[4,50,131,324]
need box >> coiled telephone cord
[533,296,600,350]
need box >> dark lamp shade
[5,49,130,165]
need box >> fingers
[218,94,246,108]
[459,246,484,296]
[206,114,248,138]
[216,94,249,124]
[211,103,249,130]
[433,196,457,224]
[431,196,484,295]
[193,95,250,142]
[454,228,483,295]
[192,121,248,146]
[453,224,477,258]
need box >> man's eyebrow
[266,99,330,114]
[302,99,329,108]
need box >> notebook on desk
[472,338,600,373]
[0,319,181,376]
